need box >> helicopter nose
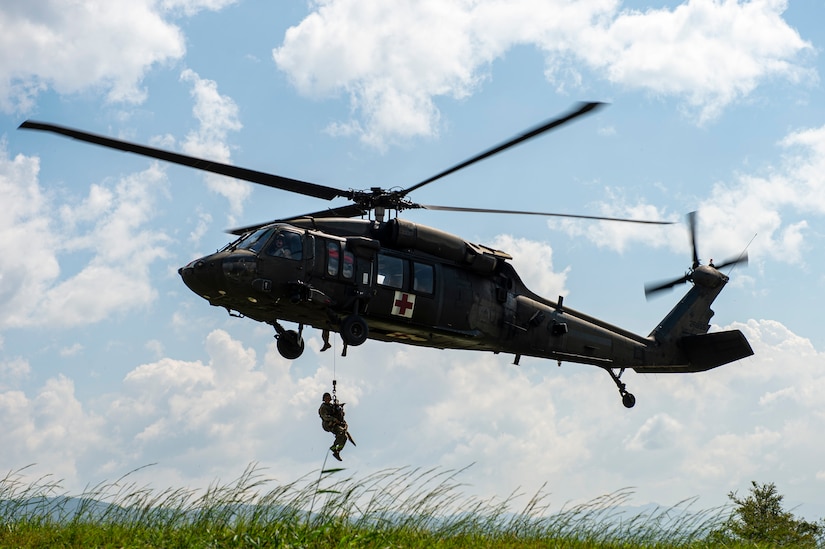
[179,256,225,300]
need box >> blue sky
[2,0,825,518]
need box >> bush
[715,480,821,547]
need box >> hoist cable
[332,334,338,403]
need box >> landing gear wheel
[622,392,636,409]
[340,315,368,346]
[277,330,305,359]
[605,367,636,409]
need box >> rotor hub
[692,265,727,289]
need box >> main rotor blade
[288,204,370,221]
[400,102,606,196]
[418,204,674,225]
[19,120,347,201]
[225,203,369,235]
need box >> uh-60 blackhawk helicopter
[20,102,753,408]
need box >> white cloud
[179,69,250,222]
[624,413,684,451]
[274,0,813,146]
[586,0,814,123]
[0,146,59,328]
[0,1,183,111]
[43,166,171,326]
[695,122,825,265]
[0,375,104,482]
[418,355,593,484]
[97,329,338,484]
[160,0,238,16]
[0,1,242,113]
[548,196,676,253]
[552,119,825,263]
[683,427,783,481]
[145,339,165,359]
[0,357,30,388]
[188,210,213,247]
[0,145,171,328]
[59,343,84,357]
[275,0,486,148]
[490,234,569,297]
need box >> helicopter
[19,102,753,408]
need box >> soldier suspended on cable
[318,392,354,461]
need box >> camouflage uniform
[319,394,347,459]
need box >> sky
[2,0,825,520]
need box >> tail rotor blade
[713,251,748,271]
[644,274,691,299]
[645,211,750,300]
[687,211,699,269]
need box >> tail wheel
[341,315,368,346]
[606,367,637,409]
[277,330,305,359]
[622,392,637,409]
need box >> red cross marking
[394,292,415,316]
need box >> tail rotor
[644,211,748,299]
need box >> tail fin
[639,265,753,373]
[648,265,725,342]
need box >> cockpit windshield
[226,226,303,260]
[234,227,275,253]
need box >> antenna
[726,233,757,276]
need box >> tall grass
[0,462,753,548]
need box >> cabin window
[342,250,355,280]
[264,229,302,260]
[326,241,340,276]
[413,262,434,294]
[377,254,405,289]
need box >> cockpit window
[264,230,303,260]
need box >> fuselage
[180,218,747,371]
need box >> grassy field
[0,463,811,548]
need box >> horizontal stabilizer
[680,330,754,372]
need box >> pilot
[318,392,348,461]
[269,234,292,258]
